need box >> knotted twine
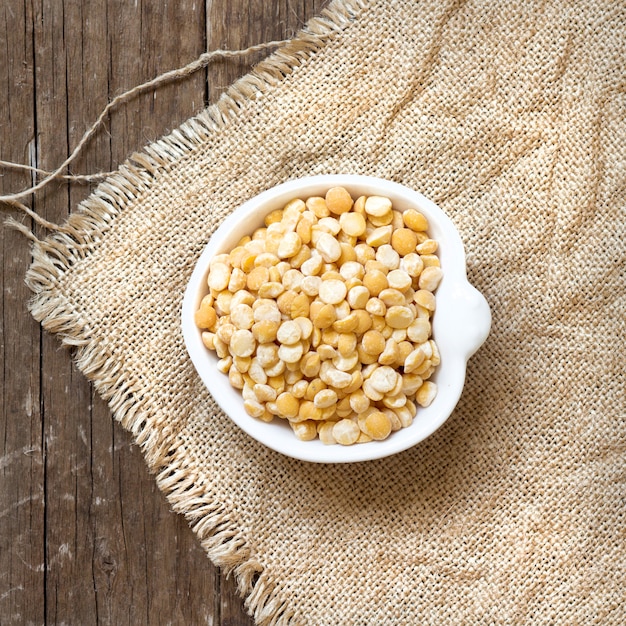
[14,0,626,624]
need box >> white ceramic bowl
[182,175,491,463]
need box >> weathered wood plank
[31,0,101,620]
[0,2,45,625]
[60,3,125,614]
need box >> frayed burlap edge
[24,1,368,624]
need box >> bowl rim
[181,175,490,463]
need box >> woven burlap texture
[26,0,625,624]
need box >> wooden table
[1,1,327,623]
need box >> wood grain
[1,1,327,624]
[1,3,45,625]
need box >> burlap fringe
[24,1,368,625]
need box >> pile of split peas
[195,187,442,445]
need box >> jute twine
[8,0,626,623]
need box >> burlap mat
[26,0,625,623]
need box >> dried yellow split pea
[196,187,442,445]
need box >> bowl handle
[445,282,491,360]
